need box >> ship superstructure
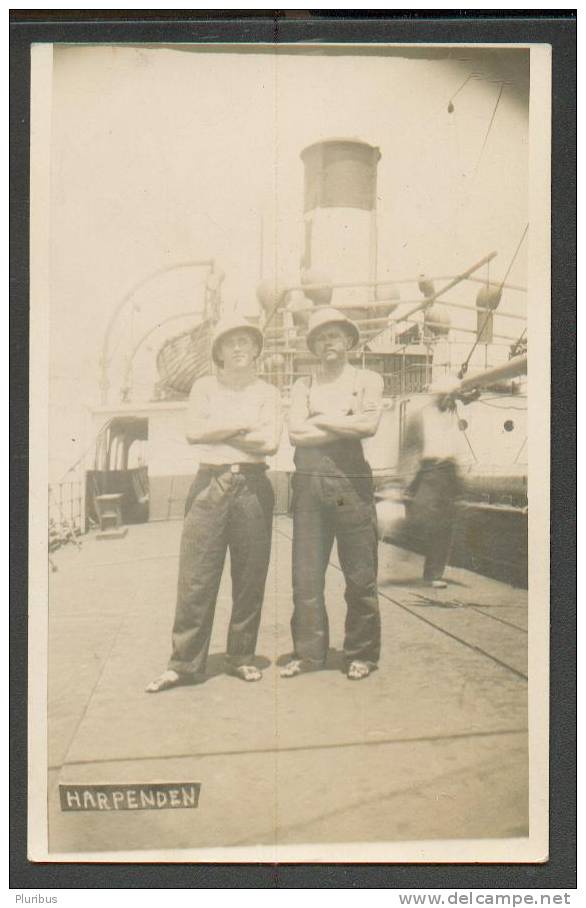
[50,138,528,584]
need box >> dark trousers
[168,468,274,676]
[291,471,380,669]
[408,459,460,581]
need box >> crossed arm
[288,372,384,448]
[229,407,282,456]
[185,380,282,456]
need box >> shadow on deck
[47,517,528,856]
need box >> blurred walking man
[282,308,384,681]
[147,316,282,691]
[400,377,463,589]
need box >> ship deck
[48,517,528,857]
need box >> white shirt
[306,364,383,415]
[420,402,460,461]
[186,375,281,465]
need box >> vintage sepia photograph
[28,39,551,862]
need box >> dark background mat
[10,9,576,890]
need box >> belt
[199,463,268,474]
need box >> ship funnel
[301,139,381,212]
[300,138,381,317]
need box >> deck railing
[48,480,85,534]
[259,364,432,396]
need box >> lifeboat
[155,318,212,396]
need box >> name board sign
[59,783,201,812]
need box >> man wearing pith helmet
[147,315,282,692]
[282,307,384,681]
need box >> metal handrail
[99,260,215,404]
[280,296,525,321]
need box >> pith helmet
[305,307,360,354]
[211,316,264,367]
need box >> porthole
[504,420,514,432]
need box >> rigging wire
[510,326,527,357]
[477,394,527,402]
[446,72,478,112]
[514,436,528,463]
[57,418,114,484]
[460,428,478,462]
[458,224,529,379]
[474,81,505,174]
[475,401,527,411]
[497,225,530,294]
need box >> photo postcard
[27,38,551,863]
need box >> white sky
[47,45,529,479]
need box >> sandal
[145,670,190,693]
[346,660,372,681]
[279,659,321,678]
[280,659,303,678]
[229,664,262,682]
